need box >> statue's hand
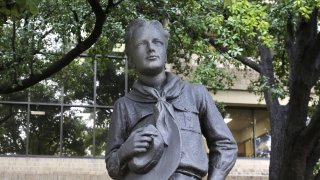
[119,126,157,162]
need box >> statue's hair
[124,19,169,56]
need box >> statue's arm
[105,99,128,179]
[198,85,238,180]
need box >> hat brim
[124,119,181,180]
[128,125,165,174]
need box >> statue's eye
[136,42,145,47]
[153,39,164,45]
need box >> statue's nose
[147,42,155,52]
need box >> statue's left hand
[118,126,157,162]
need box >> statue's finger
[139,136,153,142]
[134,147,148,153]
[141,130,158,137]
[136,142,150,148]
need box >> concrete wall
[0,157,268,180]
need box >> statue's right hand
[119,126,158,162]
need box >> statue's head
[124,19,170,76]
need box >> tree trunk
[276,9,320,179]
[281,139,307,179]
[316,172,320,180]
[258,43,288,180]
[305,140,320,180]
[268,108,286,180]
[279,87,311,179]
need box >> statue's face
[128,26,167,76]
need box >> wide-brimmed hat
[124,121,181,180]
[128,125,164,173]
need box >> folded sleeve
[197,85,238,180]
[105,99,128,179]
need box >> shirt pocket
[172,102,201,134]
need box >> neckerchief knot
[126,72,184,146]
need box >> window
[225,107,271,158]
[0,55,126,157]
[0,104,27,155]
[28,105,61,155]
[63,107,93,156]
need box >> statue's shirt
[105,72,237,180]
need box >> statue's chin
[139,67,165,76]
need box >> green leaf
[224,0,233,7]
[16,0,27,13]
[26,0,40,14]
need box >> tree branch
[316,47,320,71]
[234,54,262,73]
[299,100,320,151]
[258,43,280,108]
[12,19,16,61]
[296,8,318,55]
[285,10,319,136]
[303,9,320,75]
[69,7,82,43]
[0,0,108,94]
[105,0,115,13]
[305,139,320,179]
[0,54,26,74]
[288,8,319,89]
[286,12,294,49]
[316,172,320,180]
[286,12,295,71]
[39,28,53,42]
[0,106,13,125]
[209,38,262,73]
[113,0,125,7]
[310,32,320,68]
[3,18,29,67]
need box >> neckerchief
[126,72,184,146]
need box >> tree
[127,0,320,179]
[0,0,125,94]
[0,0,139,156]
[0,0,40,25]
[174,0,320,179]
[1,0,319,179]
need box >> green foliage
[192,0,319,101]
[315,80,320,96]
[248,75,288,100]
[215,101,226,114]
[0,0,40,25]
[192,54,235,93]
[314,159,320,176]
[210,0,273,59]
[0,104,26,155]
[292,0,320,19]
[0,0,96,87]
[0,127,4,136]
[227,0,273,47]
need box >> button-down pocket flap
[172,101,199,114]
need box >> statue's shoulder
[183,81,208,94]
[113,96,135,108]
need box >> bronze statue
[105,19,237,180]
